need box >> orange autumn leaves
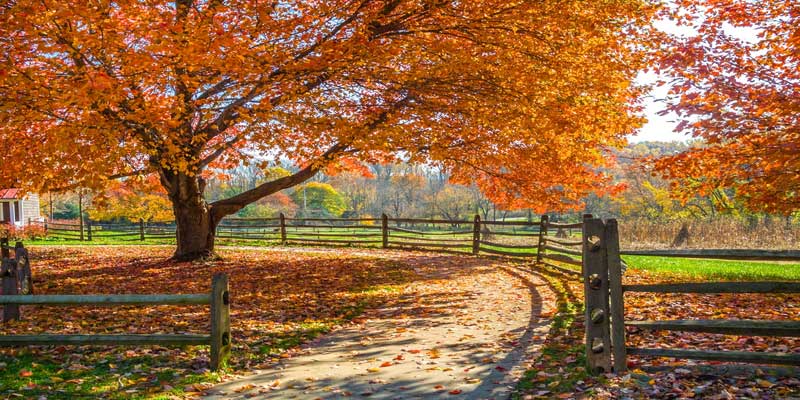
[0,0,652,212]
[652,0,800,214]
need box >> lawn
[623,255,800,281]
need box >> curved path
[204,253,556,399]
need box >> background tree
[291,182,347,218]
[652,0,800,214]
[1,0,652,259]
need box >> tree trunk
[173,195,216,261]
[163,172,217,261]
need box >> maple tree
[89,176,174,222]
[652,0,800,214]
[0,0,651,259]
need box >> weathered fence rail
[581,217,800,375]
[0,273,231,370]
[39,214,582,264]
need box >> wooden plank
[541,253,582,267]
[627,320,800,337]
[627,347,800,366]
[623,282,800,294]
[536,215,548,263]
[548,222,583,229]
[0,294,211,305]
[479,240,539,249]
[382,214,389,249]
[488,231,541,237]
[0,334,211,346]
[210,273,231,371]
[388,227,473,235]
[389,241,470,249]
[544,244,583,256]
[390,218,472,224]
[287,224,382,229]
[395,235,472,243]
[478,247,538,258]
[286,217,380,222]
[480,220,540,227]
[544,237,583,247]
[217,224,281,229]
[279,213,287,244]
[282,231,380,238]
[620,249,800,260]
[287,238,383,245]
[582,217,612,374]
[472,215,481,255]
[605,219,627,374]
[2,256,20,322]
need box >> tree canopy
[653,0,799,214]
[0,0,651,258]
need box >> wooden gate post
[14,243,33,296]
[536,214,549,263]
[210,273,231,371]
[1,238,20,322]
[381,214,389,249]
[279,213,287,244]
[472,214,481,255]
[582,217,612,374]
[605,219,627,373]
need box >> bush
[0,224,48,241]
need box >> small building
[0,189,42,226]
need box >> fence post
[279,213,287,245]
[472,214,481,255]
[79,215,85,241]
[1,238,20,322]
[381,214,389,249]
[86,219,92,241]
[139,218,145,241]
[14,243,32,296]
[605,219,627,373]
[210,273,231,371]
[582,216,612,374]
[536,214,549,263]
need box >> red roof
[0,189,20,200]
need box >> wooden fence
[582,216,800,374]
[0,273,231,370]
[0,238,33,322]
[40,215,586,267]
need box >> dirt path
[204,256,556,400]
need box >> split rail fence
[39,215,586,273]
[32,214,800,374]
[582,216,800,375]
[0,272,231,370]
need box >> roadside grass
[623,255,800,281]
[513,266,596,399]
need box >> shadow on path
[204,259,556,399]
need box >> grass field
[623,255,800,281]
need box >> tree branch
[209,142,349,218]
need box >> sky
[630,78,691,143]
[628,16,760,144]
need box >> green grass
[513,267,596,399]
[0,348,220,399]
[623,255,800,281]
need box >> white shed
[0,189,42,226]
